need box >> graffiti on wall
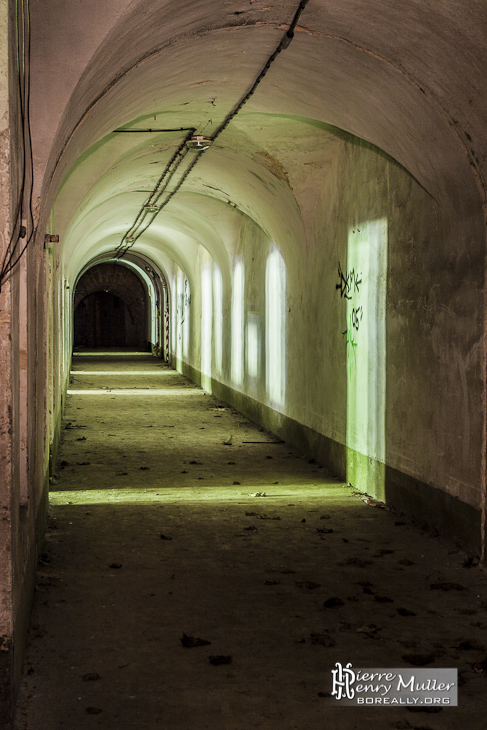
[336,262,362,301]
[350,305,363,331]
[337,263,363,355]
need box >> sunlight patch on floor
[73,352,152,356]
[70,370,176,375]
[49,483,351,506]
[67,389,203,396]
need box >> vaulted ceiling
[31,0,487,281]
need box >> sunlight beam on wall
[182,276,190,359]
[231,259,244,387]
[213,264,223,376]
[246,313,260,380]
[265,246,286,410]
[201,262,212,380]
[345,218,388,499]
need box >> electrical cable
[113,127,195,134]
[116,0,310,259]
[114,130,195,258]
[0,0,35,291]
[3,1,35,277]
[115,148,201,259]
[3,0,35,279]
[211,0,309,144]
[0,0,311,282]
[0,1,27,273]
[115,132,194,252]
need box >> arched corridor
[1,0,487,726]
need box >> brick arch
[74,263,149,348]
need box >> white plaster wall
[175,133,484,510]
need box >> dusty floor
[14,352,487,729]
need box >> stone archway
[74,262,149,349]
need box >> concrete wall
[0,1,51,725]
[0,1,14,723]
[171,130,485,553]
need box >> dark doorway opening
[74,291,127,347]
[73,262,150,350]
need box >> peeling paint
[254,151,292,187]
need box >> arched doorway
[74,291,127,347]
[73,263,149,350]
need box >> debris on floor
[180,634,211,648]
[14,354,487,730]
[361,495,392,511]
[209,655,232,665]
[397,607,417,616]
[309,633,336,647]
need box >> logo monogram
[331,662,356,700]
